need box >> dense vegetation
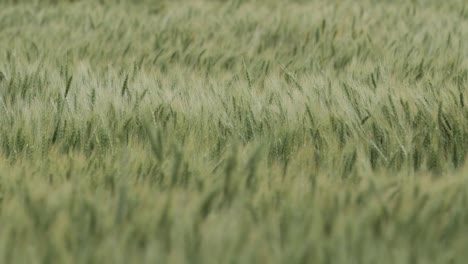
[0,0,468,263]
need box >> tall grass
[0,0,468,263]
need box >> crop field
[0,0,468,263]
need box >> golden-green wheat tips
[0,0,467,263]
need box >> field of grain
[0,0,468,263]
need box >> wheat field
[0,0,468,263]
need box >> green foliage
[0,0,468,263]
